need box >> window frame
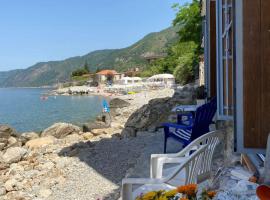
[216,0,234,120]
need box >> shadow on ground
[57,132,182,199]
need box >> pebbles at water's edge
[0,88,177,200]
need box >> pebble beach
[0,88,174,200]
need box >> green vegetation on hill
[71,62,90,77]
[140,0,202,84]
[0,26,179,87]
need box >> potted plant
[196,85,207,106]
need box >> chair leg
[164,135,167,153]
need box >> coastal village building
[95,70,124,84]
[120,77,142,85]
[147,74,175,88]
[124,67,141,77]
[202,0,270,175]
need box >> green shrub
[71,68,89,77]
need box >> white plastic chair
[151,130,223,182]
[122,144,207,200]
[121,130,223,200]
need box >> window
[216,0,234,120]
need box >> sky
[0,0,190,71]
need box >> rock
[3,147,27,164]
[83,113,111,131]
[91,129,106,136]
[121,127,136,137]
[111,122,124,129]
[0,186,6,196]
[21,132,39,141]
[109,98,130,108]
[82,132,94,140]
[122,86,195,137]
[7,136,22,148]
[0,163,9,170]
[4,179,18,191]
[0,125,17,139]
[110,98,131,117]
[0,143,5,150]
[25,136,55,149]
[23,170,39,179]
[83,121,108,132]
[112,133,122,139]
[0,125,17,150]
[8,136,17,145]
[38,161,55,171]
[4,191,30,200]
[39,189,52,198]
[41,123,81,138]
[90,128,116,135]
[8,163,25,176]
[55,157,70,169]
[63,134,83,144]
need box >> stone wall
[216,120,240,166]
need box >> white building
[147,74,175,88]
[120,77,142,85]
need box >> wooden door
[243,0,270,148]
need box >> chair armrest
[122,178,164,185]
[163,123,193,129]
[151,156,187,178]
[151,154,177,178]
[121,178,165,200]
[151,153,179,159]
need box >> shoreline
[0,88,176,200]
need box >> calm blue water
[0,88,104,133]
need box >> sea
[0,88,104,133]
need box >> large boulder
[0,125,17,148]
[0,125,17,139]
[41,123,81,138]
[110,98,131,117]
[2,147,27,164]
[25,136,55,149]
[122,85,196,137]
[83,113,111,131]
[21,132,39,141]
[109,98,130,108]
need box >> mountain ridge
[0,26,179,87]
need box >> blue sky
[0,0,190,71]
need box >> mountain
[0,26,179,87]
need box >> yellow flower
[157,196,167,200]
[142,191,157,200]
[164,189,177,197]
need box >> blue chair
[163,98,217,153]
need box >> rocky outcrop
[0,125,17,138]
[21,132,39,141]
[83,112,112,131]
[2,147,27,164]
[109,98,130,108]
[0,125,17,150]
[122,85,196,137]
[41,123,81,138]
[25,136,56,149]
